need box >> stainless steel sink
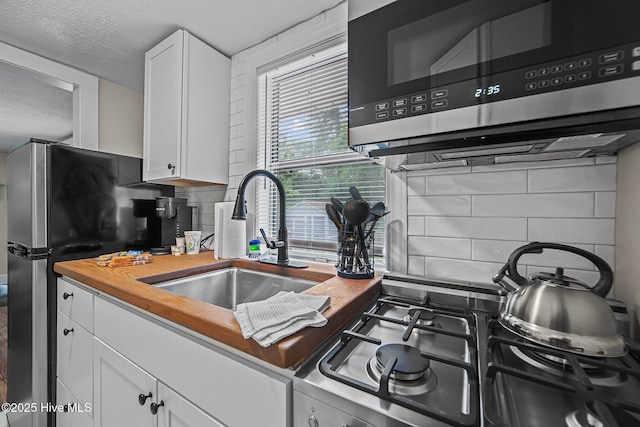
[152,267,318,309]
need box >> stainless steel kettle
[492,242,625,357]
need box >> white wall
[615,143,640,339]
[403,158,617,288]
[98,79,144,158]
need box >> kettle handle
[506,242,613,297]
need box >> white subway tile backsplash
[528,218,615,244]
[408,195,471,216]
[595,156,617,164]
[595,192,616,218]
[425,170,527,195]
[426,217,527,240]
[472,193,594,217]
[472,157,595,172]
[407,256,426,276]
[406,176,426,196]
[472,240,526,263]
[407,216,425,236]
[528,164,616,193]
[425,258,504,284]
[406,166,471,176]
[408,236,471,259]
[595,245,615,270]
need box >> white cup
[176,237,185,247]
[184,231,202,255]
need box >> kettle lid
[531,267,591,290]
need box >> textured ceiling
[0,0,343,91]
[0,0,342,152]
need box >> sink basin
[152,267,319,309]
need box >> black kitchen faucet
[231,169,307,268]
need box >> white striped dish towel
[234,291,331,347]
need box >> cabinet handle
[138,392,152,405]
[63,328,74,336]
[167,163,175,170]
[63,292,73,300]
[150,401,164,415]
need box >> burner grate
[485,321,640,427]
[318,295,481,427]
[487,322,640,392]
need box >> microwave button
[551,77,563,85]
[525,82,537,91]
[538,79,550,88]
[633,47,640,57]
[564,74,577,83]
[538,67,550,77]
[393,108,407,116]
[411,104,427,113]
[375,111,389,120]
[431,100,448,109]
[411,94,428,103]
[633,61,640,71]
[578,58,592,68]
[525,70,537,79]
[578,71,592,80]
[564,62,577,71]
[430,90,448,100]
[599,65,624,77]
[375,102,389,111]
[551,65,563,73]
[599,51,624,64]
[393,98,407,107]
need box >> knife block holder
[336,227,374,279]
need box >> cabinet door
[58,312,93,406]
[158,383,225,427]
[143,29,183,181]
[93,339,156,427]
[57,379,93,427]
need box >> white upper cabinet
[143,29,230,186]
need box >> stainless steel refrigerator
[6,139,172,427]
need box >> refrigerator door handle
[8,242,50,260]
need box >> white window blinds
[255,43,386,263]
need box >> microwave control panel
[349,42,640,128]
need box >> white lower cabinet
[93,339,223,427]
[57,277,292,427]
[158,383,224,427]
[56,379,93,427]
[93,339,156,427]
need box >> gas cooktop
[293,274,640,427]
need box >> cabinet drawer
[57,379,93,427]
[58,312,93,408]
[58,278,94,332]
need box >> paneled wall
[403,157,617,289]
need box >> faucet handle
[259,228,285,249]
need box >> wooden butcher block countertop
[54,251,381,369]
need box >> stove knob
[307,415,319,427]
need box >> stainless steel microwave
[348,0,640,169]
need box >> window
[255,42,386,263]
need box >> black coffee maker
[133,197,192,253]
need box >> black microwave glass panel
[387,1,552,86]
